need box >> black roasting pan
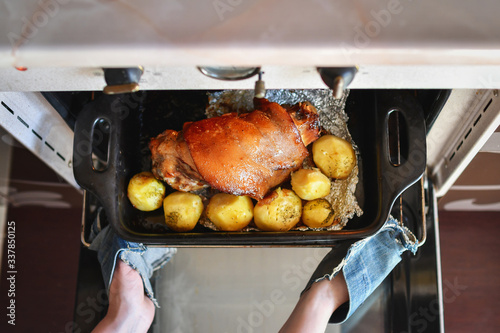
[73,89,426,246]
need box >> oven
[1,1,500,332]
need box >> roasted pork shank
[149,98,320,199]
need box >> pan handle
[73,95,118,204]
[73,99,114,247]
[377,91,427,239]
[73,94,141,246]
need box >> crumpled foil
[199,89,363,232]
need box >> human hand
[92,260,155,333]
[279,272,348,333]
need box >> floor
[439,211,500,332]
[0,145,499,332]
[0,145,83,333]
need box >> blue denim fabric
[327,218,418,323]
[88,211,176,307]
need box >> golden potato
[312,135,356,179]
[302,199,336,228]
[254,188,302,231]
[163,191,203,232]
[127,171,166,211]
[206,193,254,231]
[291,168,331,200]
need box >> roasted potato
[302,199,336,228]
[312,135,356,179]
[127,171,166,211]
[291,168,331,200]
[163,191,203,232]
[254,188,302,231]
[206,193,254,231]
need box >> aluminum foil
[200,89,363,232]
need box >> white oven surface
[2,0,500,67]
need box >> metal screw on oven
[254,72,266,99]
[317,67,358,99]
[103,66,144,94]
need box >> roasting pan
[73,89,426,246]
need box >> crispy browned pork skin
[149,98,320,200]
